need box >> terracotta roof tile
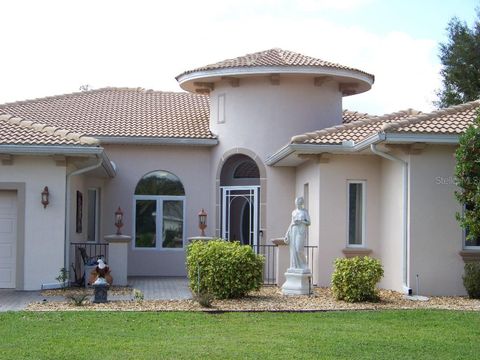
[292,109,421,144]
[0,87,213,140]
[292,100,480,145]
[177,48,374,80]
[342,110,370,124]
[0,114,98,146]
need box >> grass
[0,310,479,359]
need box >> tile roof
[342,110,370,124]
[177,48,374,80]
[0,88,213,140]
[0,113,98,146]
[292,109,421,144]
[292,100,480,145]
[381,100,480,135]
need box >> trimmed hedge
[186,239,264,299]
[331,256,384,303]
[463,262,480,299]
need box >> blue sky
[0,0,478,114]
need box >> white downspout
[64,157,104,282]
[370,144,412,295]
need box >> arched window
[233,160,260,179]
[135,170,185,195]
[134,170,185,249]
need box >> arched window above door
[135,170,185,196]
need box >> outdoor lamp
[41,186,49,208]
[198,208,207,237]
[115,206,124,235]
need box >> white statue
[284,197,310,272]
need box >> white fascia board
[99,152,116,178]
[383,133,460,144]
[0,144,103,156]
[177,66,374,87]
[266,132,460,166]
[96,136,218,146]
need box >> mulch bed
[27,287,480,312]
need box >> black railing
[251,244,277,285]
[70,242,109,285]
[251,243,318,286]
[304,245,318,286]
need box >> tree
[436,12,480,108]
[454,111,480,242]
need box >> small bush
[463,262,480,299]
[331,256,384,303]
[133,289,144,302]
[66,293,89,306]
[194,292,214,308]
[187,239,264,299]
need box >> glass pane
[465,229,480,247]
[162,200,183,248]
[87,189,97,242]
[135,200,157,248]
[348,183,363,245]
[135,170,185,196]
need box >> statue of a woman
[284,197,311,272]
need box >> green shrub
[463,262,480,299]
[331,256,384,303]
[186,239,264,299]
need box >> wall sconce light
[41,186,49,209]
[115,207,124,235]
[198,208,207,237]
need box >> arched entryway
[220,154,260,246]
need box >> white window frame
[86,188,100,243]
[346,180,366,248]
[133,195,186,251]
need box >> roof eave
[0,144,104,156]
[96,136,218,146]
[177,66,374,93]
[266,131,461,166]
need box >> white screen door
[221,186,259,246]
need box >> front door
[0,191,17,288]
[221,186,259,246]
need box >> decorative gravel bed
[28,287,480,312]
[41,286,133,297]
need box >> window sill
[459,250,480,263]
[342,248,372,258]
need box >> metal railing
[250,244,318,286]
[251,244,277,285]
[70,242,109,285]
[304,245,318,286]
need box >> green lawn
[0,310,478,359]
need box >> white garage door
[0,191,17,288]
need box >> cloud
[0,0,441,114]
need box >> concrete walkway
[0,277,192,311]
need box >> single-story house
[0,48,478,295]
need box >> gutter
[0,144,104,155]
[96,136,218,146]
[370,143,411,295]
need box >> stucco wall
[408,145,464,295]
[377,156,404,292]
[102,145,212,276]
[209,76,342,245]
[317,155,381,287]
[0,156,66,290]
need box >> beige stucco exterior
[100,144,212,276]
[0,156,66,290]
[408,145,464,295]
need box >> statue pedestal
[282,270,312,295]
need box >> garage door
[0,191,17,288]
